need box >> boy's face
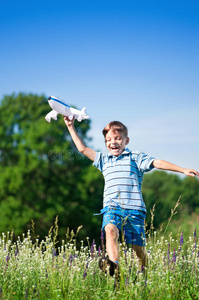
[105,129,129,157]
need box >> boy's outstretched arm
[64,116,96,162]
[152,159,199,177]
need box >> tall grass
[0,216,198,299]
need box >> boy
[64,118,198,275]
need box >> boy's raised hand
[63,115,96,161]
[64,116,75,127]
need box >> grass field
[0,217,198,300]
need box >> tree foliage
[142,170,199,230]
[0,93,103,242]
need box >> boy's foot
[99,257,119,277]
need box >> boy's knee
[133,245,147,259]
[105,224,119,240]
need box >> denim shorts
[102,207,146,246]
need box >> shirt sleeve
[93,152,103,172]
[137,152,155,172]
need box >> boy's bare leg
[133,245,148,268]
[105,224,119,262]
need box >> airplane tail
[81,107,89,118]
[81,107,86,114]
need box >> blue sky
[1,0,199,173]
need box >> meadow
[0,214,198,300]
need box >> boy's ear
[126,137,130,145]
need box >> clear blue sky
[1,0,199,173]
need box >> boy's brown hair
[102,121,128,138]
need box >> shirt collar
[108,147,131,158]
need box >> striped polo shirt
[93,148,155,213]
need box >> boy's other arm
[64,116,96,162]
[152,159,199,178]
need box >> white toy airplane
[45,96,89,123]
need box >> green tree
[142,170,199,231]
[142,171,183,228]
[0,93,103,243]
[180,176,199,214]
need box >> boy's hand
[183,169,199,178]
[153,160,199,178]
[63,115,96,161]
[64,116,75,127]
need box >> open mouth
[111,146,119,151]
